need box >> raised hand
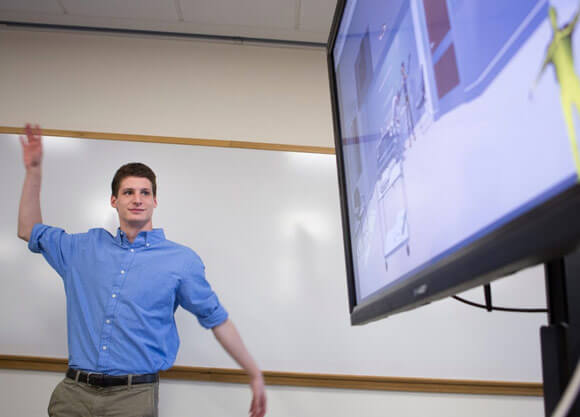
[17,124,44,241]
[19,124,43,170]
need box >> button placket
[96,246,137,370]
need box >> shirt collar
[115,228,166,248]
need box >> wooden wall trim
[0,126,336,155]
[0,355,542,397]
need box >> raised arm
[17,124,43,242]
[212,319,266,417]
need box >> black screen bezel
[327,0,580,325]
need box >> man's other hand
[249,374,266,417]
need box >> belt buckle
[86,372,95,385]
[87,372,103,386]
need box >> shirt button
[130,249,134,253]
[112,294,117,298]
[146,243,150,247]
[102,346,107,350]
[121,270,125,274]
[106,319,111,324]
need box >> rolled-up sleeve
[28,223,75,280]
[177,256,228,329]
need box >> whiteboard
[0,133,547,381]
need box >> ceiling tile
[0,0,331,43]
[59,0,179,21]
[179,0,296,30]
[0,0,63,14]
[299,0,337,33]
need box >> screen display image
[330,0,580,318]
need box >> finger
[34,124,42,139]
[249,396,255,413]
[19,135,27,147]
[250,403,259,417]
[24,123,38,142]
[25,124,38,143]
[250,398,262,417]
[250,394,264,417]
[30,124,41,142]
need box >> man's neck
[119,221,154,243]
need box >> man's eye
[142,191,150,196]
[124,190,132,195]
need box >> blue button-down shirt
[29,223,228,375]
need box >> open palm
[20,124,43,169]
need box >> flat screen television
[327,0,580,325]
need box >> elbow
[17,233,30,242]
[17,227,30,242]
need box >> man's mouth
[129,209,144,213]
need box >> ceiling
[0,0,338,46]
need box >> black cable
[452,295,548,313]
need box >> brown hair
[111,163,157,197]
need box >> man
[17,124,267,417]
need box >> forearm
[18,166,43,241]
[212,319,262,379]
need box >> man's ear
[153,196,158,208]
[111,194,117,209]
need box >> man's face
[110,176,157,228]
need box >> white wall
[0,134,548,382]
[0,28,334,147]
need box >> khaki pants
[48,377,159,417]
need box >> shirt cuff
[198,306,229,329]
[28,223,49,253]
